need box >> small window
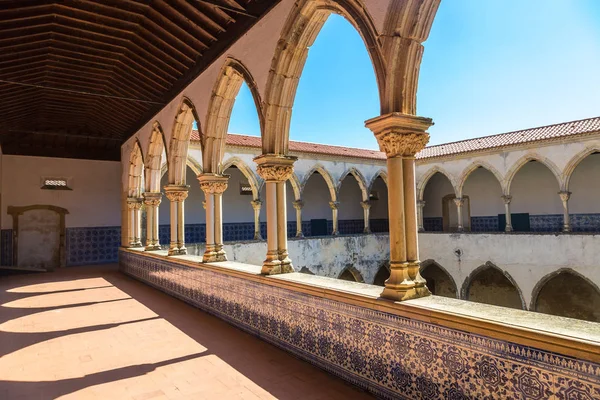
[41,178,71,190]
[369,190,379,201]
[239,182,253,195]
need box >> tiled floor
[0,265,372,400]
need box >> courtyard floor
[0,264,371,400]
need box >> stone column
[254,154,297,275]
[329,201,340,235]
[126,198,143,247]
[558,191,572,232]
[251,199,263,240]
[164,185,189,255]
[142,192,162,251]
[198,174,229,262]
[417,200,426,232]
[453,197,465,232]
[501,195,513,232]
[366,113,432,301]
[360,200,371,233]
[293,200,304,237]
[126,198,136,247]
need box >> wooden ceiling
[0,0,279,161]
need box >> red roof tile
[189,116,600,161]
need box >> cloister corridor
[0,266,370,400]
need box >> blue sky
[228,0,600,149]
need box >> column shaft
[169,200,177,254]
[177,200,185,251]
[417,200,425,232]
[204,193,216,261]
[214,192,226,260]
[251,200,262,240]
[330,201,339,235]
[276,181,291,266]
[361,201,371,233]
[264,181,281,269]
[454,198,464,232]
[559,191,571,232]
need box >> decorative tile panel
[1,229,13,266]
[529,215,563,232]
[423,217,443,232]
[120,250,600,400]
[471,216,499,232]
[370,219,389,233]
[339,219,364,235]
[66,226,121,266]
[571,214,600,232]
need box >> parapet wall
[120,249,600,399]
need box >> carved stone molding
[365,113,433,157]
[329,201,340,210]
[254,154,297,182]
[250,199,262,210]
[127,197,143,210]
[292,200,304,210]
[360,200,371,210]
[164,185,190,202]
[558,191,571,203]
[142,192,162,207]
[453,197,465,207]
[417,200,426,208]
[197,174,229,194]
[501,195,512,205]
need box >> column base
[380,262,424,302]
[203,245,218,262]
[144,244,161,251]
[215,245,228,262]
[168,247,187,256]
[254,233,263,241]
[505,225,513,232]
[296,232,304,238]
[563,226,571,233]
[261,251,289,275]
[332,230,339,236]
[418,228,425,233]
[363,228,371,234]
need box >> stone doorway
[7,205,68,271]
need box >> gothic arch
[420,259,458,298]
[337,167,369,201]
[563,147,600,191]
[168,97,199,185]
[300,165,337,202]
[368,169,388,192]
[417,166,458,201]
[222,156,260,199]
[504,154,562,195]
[161,157,203,179]
[145,121,168,193]
[373,263,390,286]
[262,0,386,155]
[338,265,365,283]
[128,139,144,198]
[460,262,526,310]
[257,171,302,201]
[457,161,504,197]
[530,268,600,322]
[204,58,264,173]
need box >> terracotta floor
[0,265,372,400]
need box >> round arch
[338,265,365,283]
[420,259,458,299]
[457,161,504,197]
[417,166,457,201]
[205,57,264,174]
[460,262,527,310]
[222,157,260,199]
[530,268,600,321]
[168,97,199,186]
[145,121,168,193]
[300,165,338,202]
[504,154,563,195]
[128,139,144,198]
[563,147,600,191]
[261,0,386,155]
[337,167,369,201]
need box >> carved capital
[558,191,571,203]
[329,201,340,210]
[360,200,371,210]
[417,200,426,209]
[501,195,512,205]
[198,174,229,194]
[292,200,304,210]
[365,113,432,157]
[453,197,465,207]
[254,154,297,182]
[142,192,162,207]
[250,199,262,210]
[127,197,143,210]
[164,185,189,202]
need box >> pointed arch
[288,172,302,201]
[300,165,337,202]
[505,154,562,195]
[204,57,264,174]
[417,166,458,201]
[457,161,504,197]
[373,263,390,286]
[368,169,388,192]
[128,139,144,198]
[168,97,199,185]
[221,156,260,199]
[162,157,203,178]
[145,121,168,193]
[337,167,369,201]
[338,265,365,283]
[262,0,386,155]
[530,268,600,322]
[563,146,600,191]
[420,259,458,298]
[461,262,526,310]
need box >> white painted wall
[1,155,121,229]
[510,161,562,215]
[423,173,455,217]
[303,173,334,220]
[569,154,600,213]
[222,167,255,223]
[370,176,389,219]
[338,176,364,220]
[463,168,504,216]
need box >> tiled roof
[189,116,600,161]
[417,116,600,160]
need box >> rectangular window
[239,182,252,195]
[41,178,71,190]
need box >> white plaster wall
[2,155,121,228]
[338,176,364,220]
[159,167,206,225]
[462,168,504,216]
[423,173,455,217]
[568,154,600,213]
[419,233,600,308]
[303,173,334,220]
[222,167,255,223]
[370,176,389,219]
[510,161,562,215]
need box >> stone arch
[168,97,199,185]
[337,167,369,201]
[505,154,563,195]
[530,268,600,322]
[222,157,260,199]
[420,259,458,299]
[205,57,264,173]
[128,139,144,198]
[456,161,504,197]
[300,165,337,202]
[145,121,168,192]
[373,263,390,286]
[257,171,302,201]
[262,0,386,155]
[368,169,388,192]
[417,166,457,201]
[161,157,202,179]
[563,146,600,191]
[338,265,365,283]
[461,262,526,310]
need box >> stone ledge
[122,247,600,363]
